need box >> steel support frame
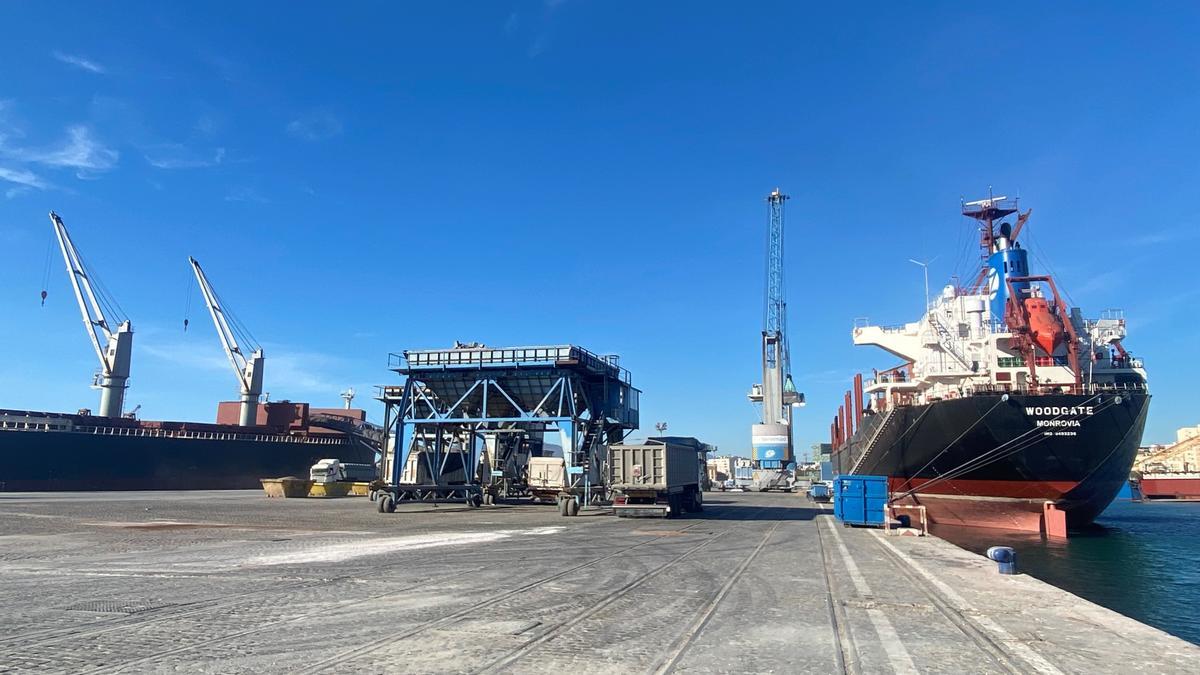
[380,369,608,501]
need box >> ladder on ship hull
[849,408,898,475]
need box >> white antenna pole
[908,257,938,314]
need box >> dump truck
[609,439,704,518]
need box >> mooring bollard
[986,546,1017,574]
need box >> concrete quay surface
[0,490,1195,674]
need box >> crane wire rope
[74,246,127,325]
[40,230,55,305]
[894,396,1110,500]
[891,393,1111,501]
[931,395,1121,487]
[182,268,193,331]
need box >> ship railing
[966,381,1148,397]
[852,318,909,334]
[0,420,71,431]
[70,426,350,444]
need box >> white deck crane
[189,256,264,427]
[748,189,803,471]
[50,211,133,419]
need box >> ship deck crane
[748,189,803,469]
[50,212,132,418]
[189,256,264,427]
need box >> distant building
[1135,426,1200,474]
[1177,425,1200,444]
[707,456,742,482]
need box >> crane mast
[189,257,264,427]
[748,189,801,468]
[50,212,133,418]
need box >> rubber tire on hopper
[567,498,580,517]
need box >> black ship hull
[832,392,1149,531]
[0,424,371,491]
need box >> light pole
[655,422,667,437]
[908,257,936,315]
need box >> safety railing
[68,426,349,444]
[393,345,632,384]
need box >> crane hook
[40,289,47,306]
[183,318,189,332]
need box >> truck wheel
[567,498,580,517]
[558,497,568,516]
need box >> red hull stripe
[888,477,1079,500]
[1140,478,1200,499]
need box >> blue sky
[2,2,1198,452]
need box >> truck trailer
[609,439,704,518]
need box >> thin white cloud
[286,110,343,141]
[0,165,48,192]
[143,338,348,398]
[142,341,230,373]
[194,115,218,137]
[1127,227,1200,247]
[144,145,225,169]
[52,51,106,74]
[11,125,120,177]
[224,186,269,203]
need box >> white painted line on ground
[243,526,564,566]
[871,531,1065,675]
[822,517,918,675]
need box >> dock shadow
[693,502,821,521]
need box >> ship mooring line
[893,393,1109,501]
[1070,397,1149,487]
[910,395,1120,498]
[893,397,1009,495]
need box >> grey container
[609,441,699,492]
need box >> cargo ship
[0,212,376,492]
[831,195,1150,532]
[0,403,376,491]
[1133,430,1200,500]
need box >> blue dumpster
[833,475,888,527]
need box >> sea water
[933,499,1200,645]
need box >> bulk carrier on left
[0,213,376,491]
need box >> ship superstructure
[851,196,1146,411]
[832,194,1150,532]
